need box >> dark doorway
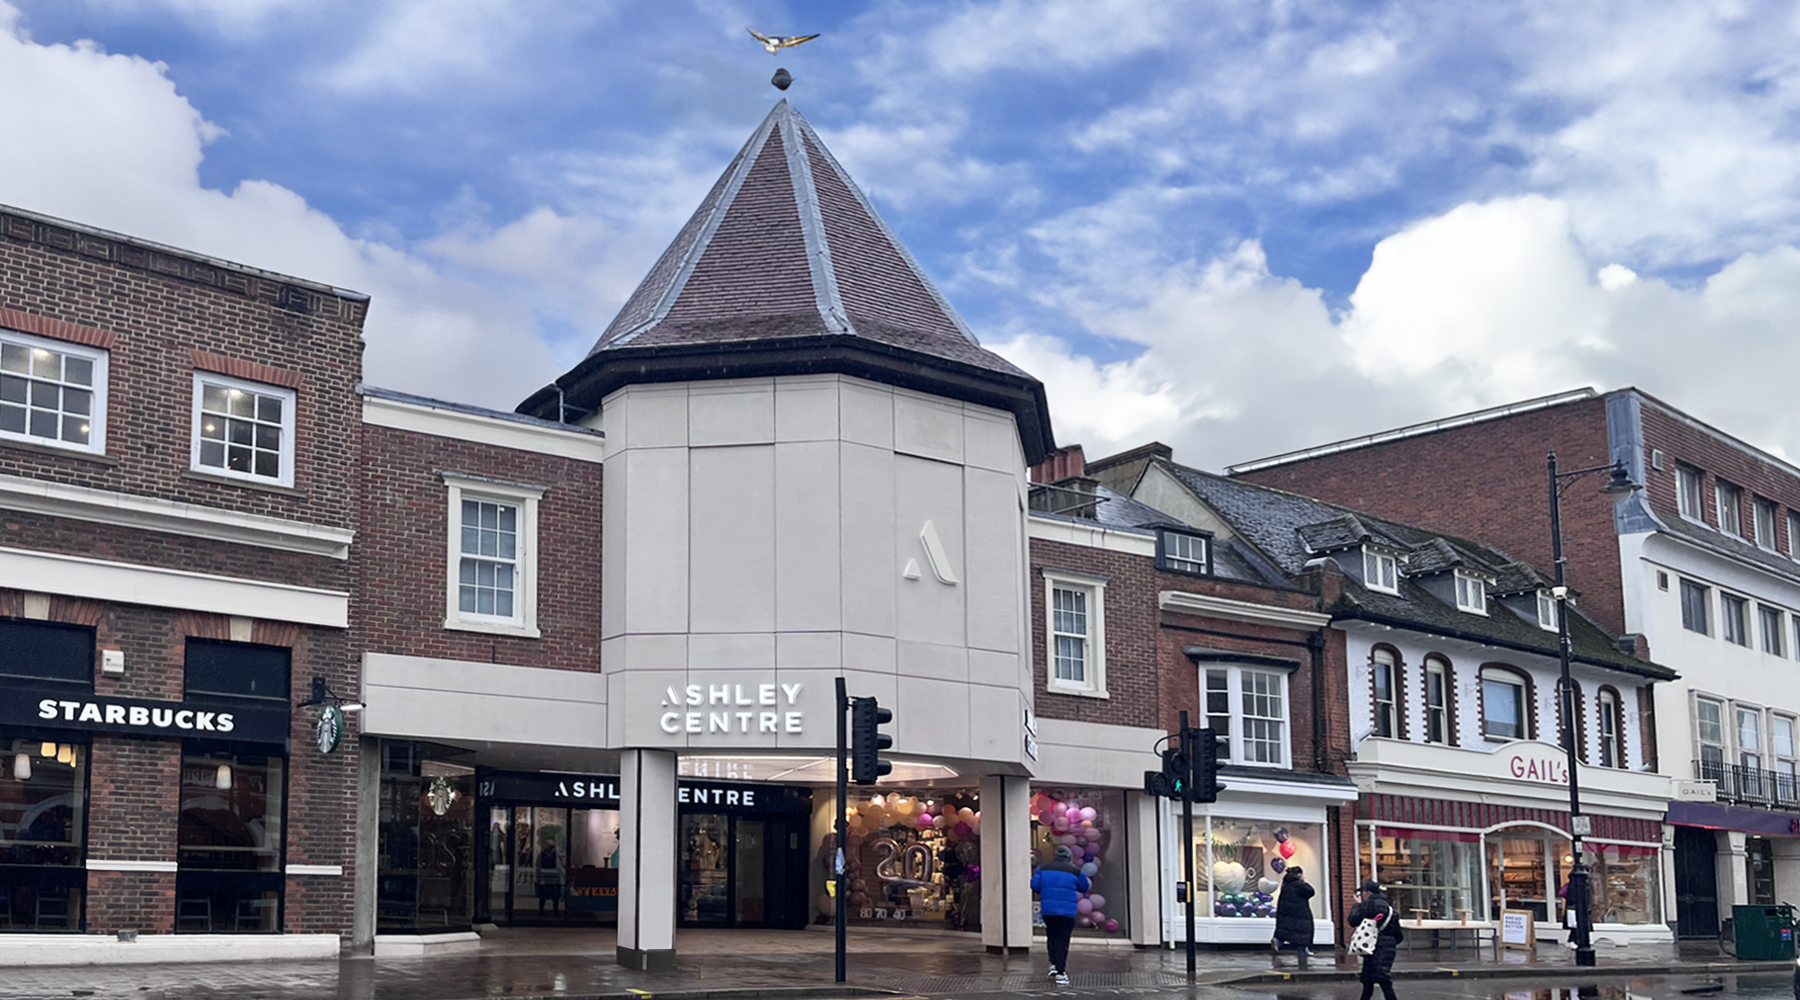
[1748,836,1776,905]
[1673,825,1719,939]
[678,812,809,929]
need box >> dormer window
[1454,570,1487,614]
[1536,589,1558,631]
[1156,529,1210,576]
[1363,548,1398,594]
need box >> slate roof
[1155,461,1673,679]
[518,100,1053,460]
[1029,482,1282,587]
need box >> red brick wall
[355,423,603,671]
[1029,538,1160,728]
[1639,400,1800,553]
[0,512,347,591]
[1236,397,1626,634]
[84,738,180,932]
[0,208,365,530]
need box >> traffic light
[1190,727,1226,803]
[850,697,894,784]
[1160,744,1190,800]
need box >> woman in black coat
[1348,881,1402,1000]
[1271,867,1315,967]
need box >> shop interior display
[817,790,982,931]
[1030,789,1123,934]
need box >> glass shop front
[424,767,815,929]
[1031,787,1129,938]
[1357,795,1664,932]
[827,787,982,932]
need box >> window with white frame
[1680,579,1711,635]
[1597,688,1625,768]
[1775,716,1798,804]
[192,373,295,486]
[1738,706,1763,772]
[1156,529,1210,575]
[1761,605,1786,657]
[1717,481,1744,535]
[1722,593,1750,646]
[1454,570,1488,614]
[1480,666,1528,740]
[1756,497,1779,548]
[1677,464,1704,520]
[444,474,542,637]
[1203,665,1290,767]
[1371,649,1398,739]
[1044,572,1106,697]
[1424,656,1452,745]
[1536,590,1558,631]
[1362,547,1398,594]
[0,330,106,453]
[1696,697,1726,778]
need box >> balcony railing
[1694,759,1800,808]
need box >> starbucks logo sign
[314,705,344,754]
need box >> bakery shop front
[472,769,812,929]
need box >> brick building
[1027,448,1359,946]
[0,202,364,961]
[1089,443,1676,946]
[1230,387,1800,938]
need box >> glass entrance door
[482,804,619,924]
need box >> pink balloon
[1065,807,1082,822]
[1076,898,1094,914]
[1079,807,1096,822]
[916,814,935,831]
[1088,894,1107,909]
[954,821,973,836]
[1085,829,1102,842]
[1077,916,1093,928]
[1090,911,1105,925]
[1104,919,1120,933]
[1052,818,1070,833]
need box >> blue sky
[5,1,1800,470]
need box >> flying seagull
[748,29,820,55]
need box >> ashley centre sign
[657,682,805,736]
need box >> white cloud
[0,6,561,408]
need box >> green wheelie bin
[1732,903,1797,960]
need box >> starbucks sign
[314,705,344,754]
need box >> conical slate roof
[518,101,1053,461]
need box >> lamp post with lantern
[1546,451,1640,968]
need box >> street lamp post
[1545,451,1639,969]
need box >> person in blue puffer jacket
[1032,845,1090,986]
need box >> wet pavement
[0,928,1788,1000]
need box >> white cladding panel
[601,374,1031,765]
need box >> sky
[4,0,1800,472]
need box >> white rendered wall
[1619,531,1800,785]
[599,375,1034,771]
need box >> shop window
[1424,657,1454,745]
[841,789,981,931]
[1190,817,1320,922]
[377,741,475,932]
[1480,666,1529,741]
[176,745,284,932]
[1585,843,1662,925]
[1369,828,1483,922]
[1204,665,1291,767]
[0,330,107,454]
[0,737,87,931]
[1028,788,1127,937]
[191,373,295,487]
[444,475,543,637]
[1371,649,1399,739]
[1044,571,1106,697]
[1597,688,1626,769]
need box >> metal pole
[835,676,848,983]
[1548,451,1596,967]
[1180,710,1196,983]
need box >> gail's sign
[659,682,805,736]
[1505,746,1569,785]
[1675,779,1718,802]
